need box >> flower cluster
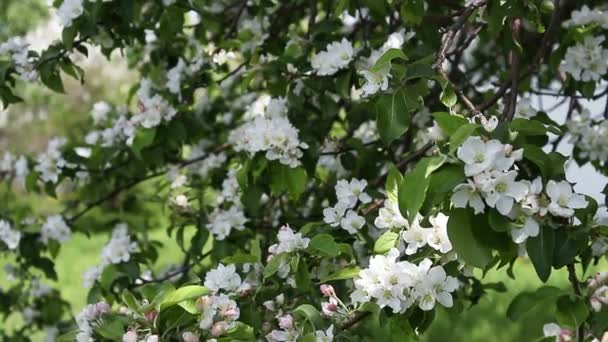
[229,114,308,167]
[323,178,371,234]
[452,136,587,243]
[75,301,111,342]
[132,78,178,130]
[40,215,71,245]
[350,248,458,312]
[207,169,248,240]
[310,38,355,76]
[199,264,244,336]
[589,272,608,312]
[543,322,573,342]
[0,37,38,81]
[0,219,21,250]
[560,36,608,82]
[83,223,137,288]
[267,225,310,280]
[566,109,608,164]
[563,5,608,29]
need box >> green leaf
[160,285,209,311]
[131,128,156,159]
[221,253,259,265]
[523,144,551,179]
[385,164,403,203]
[264,253,288,279]
[40,65,65,93]
[374,230,400,254]
[320,266,361,283]
[440,84,457,108]
[375,90,411,144]
[507,286,563,320]
[294,304,323,329]
[449,124,479,153]
[399,156,445,221]
[488,209,512,232]
[309,234,340,257]
[553,233,586,268]
[219,322,255,341]
[62,26,77,49]
[447,208,493,268]
[371,48,407,72]
[556,295,589,328]
[269,164,308,200]
[400,0,425,25]
[527,226,555,282]
[510,118,547,136]
[97,316,126,340]
[433,112,468,135]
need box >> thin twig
[502,18,521,122]
[567,264,584,342]
[341,311,370,329]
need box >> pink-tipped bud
[322,302,338,316]
[122,331,138,342]
[320,284,335,297]
[278,314,293,330]
[559,328,573,342]
[211,321,228,337]
[181,331,199,342]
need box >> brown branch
[502,18,522,122]
[567,264,584,342]
[340,311,370,329]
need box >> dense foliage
[1,0,608,341]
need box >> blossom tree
[1,0,608,341]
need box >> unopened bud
[278,314,293,330]
[196,296,213,312]
[322,302,338,316]
[182,331,199,342]
[320,284,335,297]
[145,310,158,322]
[211,321,228,337]
[96,302,111,315]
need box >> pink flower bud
[122,331,138,342]
[181,331,199,342]
[320,284,335,297]
[96,302,111,315]
[322,302,338,316]
[278,314,293,330]
[559,328,573,342]
[145,310,158,322]
[211,321,228,337]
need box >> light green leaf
[131,128,156,159]
[320,266,361,283]
[309,234,340,257]
[398,156,445,221]
[371,48,407,72]
[374,231,400,254]
[433,112,468,135]
[386,164,403,203]
[160,285,209,311]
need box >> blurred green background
[0,1,598,341]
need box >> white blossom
[268,224,310,255]
[560,35,608,82]
[374,198,408,229]
[0,37,38,81]
[56,0,84,27]
[451,180,486,214]
[204,264,242,294]
[207,206,248,240]
[340,210,366,234]
[100,223,137,265]
[315,325,334,342]
[0,219,21,250]
[35,137,69,184]
[546,180,588,218]
[457,136,505,176]
[311,38,355,76]
[40,215,71,245]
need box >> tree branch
[567,264,584,342]
[340,311,370,330]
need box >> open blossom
[545,180,588,217]
[132,78,177,130]
[0,219,21,250]
[340,210,366,234]
[451,179,485,214]
[560,35,608,82]
[358,63,391,97]
[335,178,372,206]
[268,225,310,255]
[426,213,452,254]
[40,215,71,245]
[457,136,505,176]
[311,38,355,76]
[204,264,242,294]
[480,170,528,215]
[567,109,608,164]
[91,101,112,125]
[563,5,608,29]
[350,249,457,313]
[197,294,240,333]
[323,202,348,227]
[374,198,408,229]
